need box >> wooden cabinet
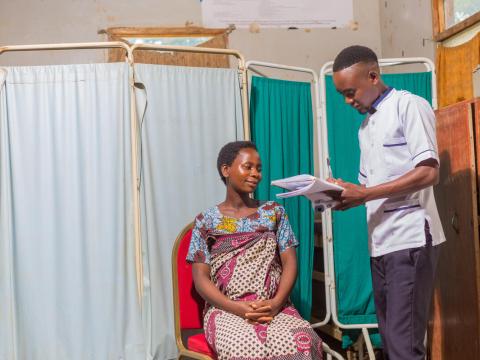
[429,99,480,359]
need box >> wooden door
[429,99,480,359]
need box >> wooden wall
[429,99,480,359]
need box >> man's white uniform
[358,87,445,359]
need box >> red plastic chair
[172,223,216,359]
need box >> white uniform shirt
[358,88,446,257]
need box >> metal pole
[245,60,332,327]
[130,43,250,140]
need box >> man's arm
[333,158,438,211]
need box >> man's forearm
[364,164,438,202]
[334,160,440,211]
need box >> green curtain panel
[250,76,314,319]
[325,71,432,348]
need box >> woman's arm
[246,247,297,321]
[192,263,256,318]
[272,247,297,308]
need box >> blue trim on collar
[371,87,393,110]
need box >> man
[330,45,445,360]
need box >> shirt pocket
[382,136,411,177]
[381,198,426,242]
[383,198,421,214]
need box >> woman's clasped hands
[244,299,281,325]
[233,299,282,325]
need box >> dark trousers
[370,232,440,360]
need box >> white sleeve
[357,131,367,185]
[358,151,367,185]
[401,95,439,166]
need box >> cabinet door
[429,100,480,359]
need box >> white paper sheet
[201,0,354,29]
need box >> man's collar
[368,87,393,114]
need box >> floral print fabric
[186,201,299,264]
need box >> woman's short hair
[217,141,257,184]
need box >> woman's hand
[230,300,256,320]
[245,299,282,324]
[230,300,274,324]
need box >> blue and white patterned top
[186,201,298,264]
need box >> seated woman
[187,141,322,360]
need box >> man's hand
[325,159,439,211]
[331,179,368,211]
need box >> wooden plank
[105,27,231,68]
[429,99,480,359]
[431,0,444,38]
[434,11,480,41]
[105,26,230,37]
[312,270,325,282]
[472,97,480,328]
[311,319,343,341]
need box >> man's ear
[368,70,379,84]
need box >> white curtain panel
[133,64,243,359]
[0,63,145,360]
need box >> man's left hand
[333,179,368,211]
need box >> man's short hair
[333,45,378,72]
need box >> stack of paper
[271,174,344,212]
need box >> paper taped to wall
[201,0,354,29]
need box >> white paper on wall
[201,0,354,29]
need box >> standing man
[330,45,445,360]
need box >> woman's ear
[221,164,230,181]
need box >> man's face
[333,62,380,114]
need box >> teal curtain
[325,72,432,347]
[250,76,314,319]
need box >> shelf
[310,318,343,341]
[312,270,324,282]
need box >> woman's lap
[204,305,322,360]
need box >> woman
[187,141,322,359]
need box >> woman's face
[223,148,262,193]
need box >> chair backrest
[172,223,205,330]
